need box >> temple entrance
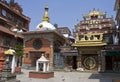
[64,56,77,70]
[105,56,113,70]
[30,52,44,66]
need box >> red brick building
[0,0,30,72]
[22,6,65,70]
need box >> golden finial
[89,8,100,16]
[42,53,44,56]
[42,5,50,22]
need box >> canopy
[103,51,120,56]
[37,54,49,62]
[4,49,15,55]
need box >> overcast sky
[16,0,116,31]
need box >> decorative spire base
[42,5,50,22]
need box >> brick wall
[0,52,5,72]
[23,38,51,65]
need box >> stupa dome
[36,21,56,31]
[36,5,56,31]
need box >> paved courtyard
[17,69,120,82]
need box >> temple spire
[42,5,50,22]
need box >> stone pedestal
[1,68,15,80]
[15,67,21,74]
[0,67,20,82]
[29,71,54,79]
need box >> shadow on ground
[89,73,120,82]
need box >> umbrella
[4,48,15,55]
[68,36,75,42]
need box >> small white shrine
[36,54,49,72]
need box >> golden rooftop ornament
[42,5,50,22]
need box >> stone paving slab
[16,69,120,82]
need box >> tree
[14,44,24,67]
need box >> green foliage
[14,44,24,57]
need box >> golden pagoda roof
[83,9,106,18]
[72,32,107,47]
[72,41,107,47]
[89,10,100,16]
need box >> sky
[15,0,116,31]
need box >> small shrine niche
[36,54,49,72]
[29,53,54,79]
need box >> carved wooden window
[32,38,42,50]
[3,36,11,47]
